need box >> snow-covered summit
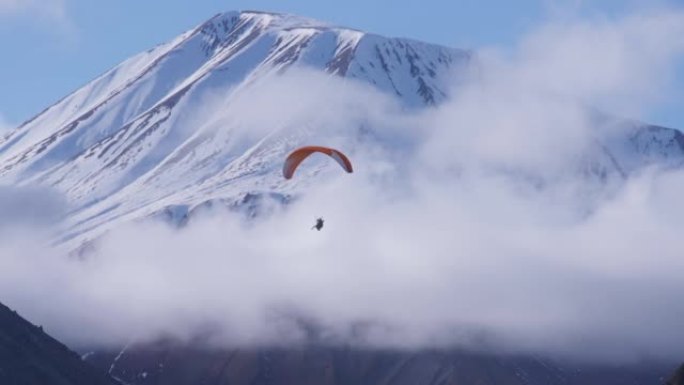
[234,10,336,30]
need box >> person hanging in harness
[312,217,324,231]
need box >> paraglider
[283,146,352,232]
[282,146,353,179]
[312,217,324,231]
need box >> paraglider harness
[312,217,324,231]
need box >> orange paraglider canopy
[283,146,353,179]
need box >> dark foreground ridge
[668,363,684,385]
[0,301,118,385]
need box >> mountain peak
[211,10,357,32]
[196,9,367,60]
[241,9,335,29]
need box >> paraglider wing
[283,146,353,179]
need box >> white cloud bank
[1,6,684,364]
[0,0,67,21]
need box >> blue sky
[1,0,682,128]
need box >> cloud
[0,0,66,19]
[0,112,13,132]
[0,0,72,34]
[0,0,28,14]
[0,185,68,234]
[4,166,684,363]
[1,5,684,365]
[505,7,684,118]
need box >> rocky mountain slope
[86,341,676,385]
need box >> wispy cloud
[0,112,13,132]
[0,0,73,37]
[0,0,66,20]
[479,6,684,121]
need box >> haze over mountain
[0,9,683,373]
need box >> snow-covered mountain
[0,10,472,250]
[0,10,682,251]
